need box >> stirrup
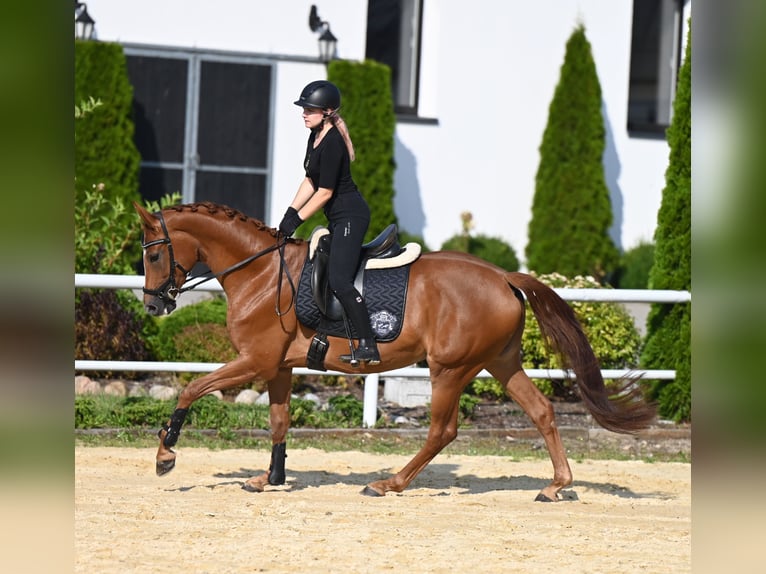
[340,340,380,366]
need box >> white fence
[75,274,690,427]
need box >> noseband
[141,210,293,310]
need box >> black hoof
[241,482,263,493]
[361,486,384,497]
[156,458,176,476]
[534,493,555,502]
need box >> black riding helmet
[294,80,341,111]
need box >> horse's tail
[507,272,656,434]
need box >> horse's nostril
[145,304,159,316]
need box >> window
[627,0,687,135]
[125,47,273,219]
[365,0,423,115]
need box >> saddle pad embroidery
[295,261,410,342]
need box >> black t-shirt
[304,127,367,220]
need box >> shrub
[611,241,655,289]
[441,212,520,271]
[150,297,235,366]
[441,234,519,271]
[75,289,154,379]
[521,273,642,399]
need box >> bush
[75,289,154,379]
[441,234,519,271]
[610,241,655,289]
[150,297,235,367]
[521,273,642,399]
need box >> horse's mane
[165,201,299,241]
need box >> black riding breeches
[328,216,373,340]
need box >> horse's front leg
[242,368,293,492]
[155,358,260,476]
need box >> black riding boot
[340,337,381,365]
[337,293,381,365]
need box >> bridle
[141,210,295,313]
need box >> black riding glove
[278,207,303,237]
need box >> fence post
[363,373,379,428]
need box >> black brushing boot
[267,442,287,485]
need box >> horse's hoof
[534,493,556,502]
[361,485,385,497]
[156,458,176,476]
[241,482,264,493]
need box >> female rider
[278,80,380,365]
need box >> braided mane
[165,202,287,239]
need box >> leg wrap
[268,442,287,485]
[159,408,188,448]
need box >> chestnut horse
[136,202,655,501]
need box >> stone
[103,381,128,397]
[75,375,102,395]
[235,389,260,404]
[149,385,177,401]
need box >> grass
[74,428,690,463]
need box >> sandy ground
[75,446,690,574]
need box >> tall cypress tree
[641,25,692,422]
[525,24,618,280]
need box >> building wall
[86,0,690,264]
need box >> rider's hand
[278,207,303,237]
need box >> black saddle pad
[295,261,410,342]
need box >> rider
[278,80,381,365]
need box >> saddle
[296,225,421,370]
[308,224,419,321]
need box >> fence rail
[75,274,689,427]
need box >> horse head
[134,202,196,316]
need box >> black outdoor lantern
[309,5,337,63]
[75,2,96,40]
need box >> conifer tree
[525,24,618,280]
[641,26,691,422]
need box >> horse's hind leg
[242,368,292,493]
[362,367,471,496]
[494,363,573,501]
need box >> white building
[80,0,691,262]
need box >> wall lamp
[75,2,96,40]
[309,5,337,63]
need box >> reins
[142,210,297,315]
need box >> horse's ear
[134,201,159,232]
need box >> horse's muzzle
[144,297,176,316]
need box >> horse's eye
[148,253,160,263]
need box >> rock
[75,376,102,395]
[103,381,128,397]
[302,393,322,407]
[235,389,260,404]
[128,384,148,397]
[149,385,177,401]
[206,390,223,400]
[255,392,270,405]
